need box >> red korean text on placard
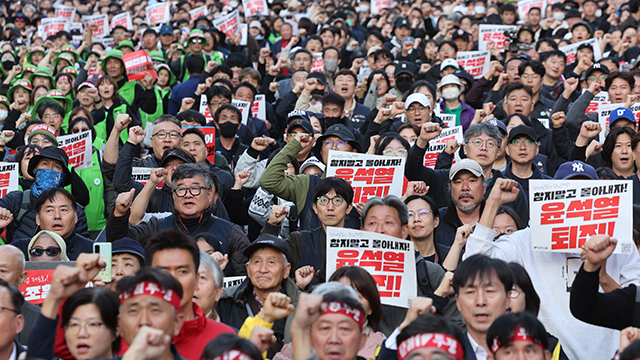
[335,250,405,298]
[334,167,395,202]
[18,270,54,305]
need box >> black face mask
[2,60,14,71]
[218,121,238,138]
[323,116,344,127]
[311,89,325,97]
[396,76,413,93]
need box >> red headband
[213,349,254,360]
[490,327,545,354]
[119,281,182,312]
[398,333,464,360]
[322,301,365,329]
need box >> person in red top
[145,229,235,359]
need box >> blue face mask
[346,19,353,27]
[32,168,66,198]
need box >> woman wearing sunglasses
[27,230,69,262]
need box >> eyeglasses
[383,148,407,157]
[66,321,106,335]
[0,307,18,315]
[214,75,230,80]
[323,140,348,149]
[407,105,427,113]
[191,38,204,44]
[29,247,61,257]
[588,74,608,81]
[153,131,182,139]
[509,284,523,299]
[317,195,345,207]
[408,208,432,220]
[468,139,497,149]
[287,132,310,139]
[43,114,61,120]
[520,73,541,80]
[209,101,230,107]
[510,139,536,147]
[173,185,211,197]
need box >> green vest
[140,87,164,129]
[95,103,130,144]
[64,150,105,232]
[119,81,137,108]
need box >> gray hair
[361,195,409,227]
[171,163,215,190]
[312,281,359,302]
[153,114,182,128]
[463,123,503,149]
[198,251,224,289]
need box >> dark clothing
[17,301,40,345]
[168,74,201,115]
[503,163,552,200]
[106,209,249,276]
[433,204,467,265]
[570,264,638,330]
[631,173,640,205]
[12,232,94,260]
[216,137,249,172]
[0,190,89,242]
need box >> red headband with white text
[490,327,545,354]
[213,349,254,360]
[119,281,181,312]
[398,333,464,360]
[322,301,365,329]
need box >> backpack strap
[16,190,32,223]
[416,258,434,296]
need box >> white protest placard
[518,0,547,20]
[146,2,171,24]
[587,91,610,114]
[239,23,248,46]
[559,38,602,64]
[189,6,209,20]
[40,18,70,40]
[70,22,83,33]
[223,276,247,288]
[529,179,634,254]
[232,99,251,125]
[56,131,93,170]
[110,12,133,31]
[371,0,391,14]
[212,10,240,38]
[242,0,268,17]
[92,37,115,49]
[132,167,151,185]
[326,151,405,203]
[597,103,640,142]
[0,163,19,198]
[326,227,417,308]
[54,5,76,22]
[456,51,490,79]
[439,114,456,128]
[423,126,463,168]
[82,14,109,38]
[199,95,213,123]
[478,25,517,52]
[251,94,266,120]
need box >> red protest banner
[478,25,517,52]
[242,0,268,16]
[212,10,240,38]
[19,270,54,305]
[82,14,109,38]
[0,163,19,198]
[56,131,92,170]
[456,51,490,79]
[122,50,158,81]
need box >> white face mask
[0,109,7,122]
[230,1,239,7]
[553,12,565,21]
[596,9,603,17]
[474,5,486,14]
[442,87,460,100]
[358,5,369,13]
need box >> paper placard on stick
[110,12,133,31]
[57,131,92,170]
[132,167,151,185]
[200,95,213,123]
[70,22,83,33]
[92,37,114,48]
[587,91,610,114]
[242,0,268,17]
[0,162,19,198]
[518,0,547,20]
[82,14,109,38]
[326,151,405,202]
[122,50,158,81]
[18,270,54,305]
[189,5,209,20]
[597,102,640,142]
[371,0,391,14]
[54,5,76,22]
[232,99,251,125]
[182,126,216,163]
[223,276,247,288]
[212,10,240,38]
[146,2,171,24]
[251,94,266,120]
[529,179,634,254]
[456,51,490,79]
[40,18,70,40]
[559,38,602,64]
[239,23,248,46]
[326,227,417,308]
[439,114,456,128]
[423,126,463,168]
[478,25,517,52]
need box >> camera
[503,29,519,53]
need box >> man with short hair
[218,234,299,355]
[213,105,249,170]
[131,115,184,168]
[181,127,234,196]
[110,238,145,290]
[504,125,551,199]
[142,29,159,53]
[0,278,25,359]
[107,163,250,275]
[540,50,566,97]
[145,229,235,359]
[488,312,552,360]
[169,54,205,115]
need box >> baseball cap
[449,159,484,181]
[160,25,173,36]
[395,18,410,29]
[367,46,382,57]
[584,63,610,79]
[243,233,290,261]
[452,29,470,42]
[160,149,195,167]
[299,156,326,174]
[313,124,362,163]
[307,72,327,85]
[28,146,72,186]
[249,20,262,29]
[566,9,582,19]
[487,119,508,136]
[507,125,538,144]
[571,21,593,34]
[394,61,416,77]
[609,107,637,127]
[193,233,223,253]
[438,74,465,92]
[440,58,460,72]
[405,93,431,109]
[554,160,598,180]
[112,238,146,265]
[288,119,314,134]
[287,109,311,123]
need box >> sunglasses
[16,18,25,22]
[190,38,204,44]
[29,247,61,257]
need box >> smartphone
[93,243,112,283]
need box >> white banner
[242,0,268,17]
[54,5,76,22]
[212,10,240,39]
[132,167,152,185]
[146,2,171,25]
[326,227,417,308]
[518,0,547,20]
[559,38,602,64]
[199,95,213,123]
[439,114,456,128]
[110,12,133,31]
[597,102,640,142]
[529,179,634,254]
[371,0,391,14]
[478,25,517,52]
[0,163,19,198]
[223,276,247,288]
[423,126,463,168]
[189,5,209,20]
[82,14,109,38]
[232,99,251,125]
[326,151,405,203]
[251,94,266,120]
[57,131,93,170]
[456,51,490,79]
[40,18,70,41]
